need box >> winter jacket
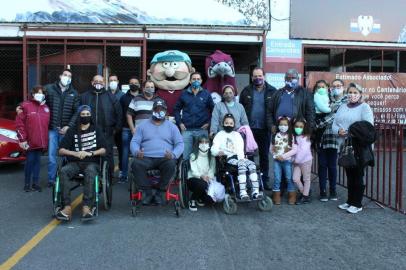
[237,125,258,153]
[239,82,277,130]
[314,92,331,114]
[80,88,122,132]
[44,81,79,130]
[16,99,50,150]
[211,130,245,160]
[174,87,214,129]
[267,85,315,130]
[349,121,376,167]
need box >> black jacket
[239,81,277,130]
[267,85,315,130]
[349,121,376,167]
[80,88,122,132]
[44,81,80,130]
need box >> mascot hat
[151,50,191,64]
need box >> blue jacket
[174,86,214,129]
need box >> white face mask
[34,93,45,103]
[94,83,103,90]
[109,81,118,90]
[278,125,289,133]
[199,143,210,153]
[60,75,71,86]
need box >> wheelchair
[215,136,273,214]
[128,158,188,217]
[52,157,113,219]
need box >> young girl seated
[211,114,262,200]
[187,135,216,211]
[270,116,297,205]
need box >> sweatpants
[293,160,312,196]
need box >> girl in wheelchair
[211,114,262,200]
[187,135,216,211]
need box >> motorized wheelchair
[52,156,112,219]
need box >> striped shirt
[127,95,164,126]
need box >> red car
[0,118,26,163]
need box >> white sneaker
[346,206,363,214]
[338,203,350,210]
[251,190,263,200]
[189,200,197,211]
[240,190,249,201]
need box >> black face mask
[80,116,92,125]
[223,126,234,133]
[129,84,140,92]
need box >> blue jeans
[25,150,42,186]
[318,148,338,194]
[48,129,64,183]
[181,129,208,160]
[121,128,132,178]
[273,160,295,192]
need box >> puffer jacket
[44,81,79,130]
[15,99,50,150]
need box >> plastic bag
[207,179,225,202]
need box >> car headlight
[0,128,18,140]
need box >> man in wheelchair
[130,100,184,205]
[56,105,106,221]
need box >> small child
[291,118,313,204]
[314,80,331,114]
[270,116,297,205]
[211,114,262,200]
[187,135,216,211]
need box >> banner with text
[306,72,406,123]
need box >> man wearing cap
[147,50,195,115]
[130,100,184,205]
[174,71,214,160]
[56,105,107,222]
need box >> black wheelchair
[52,157,112,219]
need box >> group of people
[15,65,374,220]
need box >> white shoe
[240,190,249,201]
[188,200,197,212]
[338,203,350,210]
[346,206,363,214]
[251,190,263,200]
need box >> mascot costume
[148,50,194,115]
[203,50,237,103]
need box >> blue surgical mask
[152,110,166,120]
[191,80,201,89]
[332,87,343,96]
[286,78,298,89]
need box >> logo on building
[350,15,381,36]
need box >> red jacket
[15,99,50,150]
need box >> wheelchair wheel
[178,161,189,209]
[223,194,237,215]
[174,200,181,217]
[257,195,273,212]
[102,161,112,210]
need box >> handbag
[338,137,357,168]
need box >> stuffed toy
[203,50,237,103]
[314,88,331,114]
[147,50,194,115]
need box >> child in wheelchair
[211,114,263,200]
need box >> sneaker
[338,203,350,210]
[319,192,328,202]
[196,199,205,207]
[24,184,31,192]
[81,205,95,221]
[239,190,250,201]
[296,195,311,205]
[141,190,154,205]
[56,205,72,221]
[346,206,363,214]
[252,190,263,200]
[189,200,198,211]
[31,184,42,192]
[329,191,338,201]
[117,176,128,184]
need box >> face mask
[317,88,328,95]
[294,127,303,135]
[332,87,343,96]
[152,110,166,121]
[348,93,361,103]
[223,93,234,103]
[144,87,155,96]
[278,125,289,133]
[199,143,210,153]
[109,81,118,90]
[80,116,92,125]
[253,78,264,86]
[60,76,71,86]
[223,125,234,133]
[286,78,298,89]
[226,101,235,107]
[129,84,140,92]
[94,83,103,90]
[191,80,201,89]
[33,93,45,103]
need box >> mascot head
[147,50,194,91]
[203,50,237,102]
